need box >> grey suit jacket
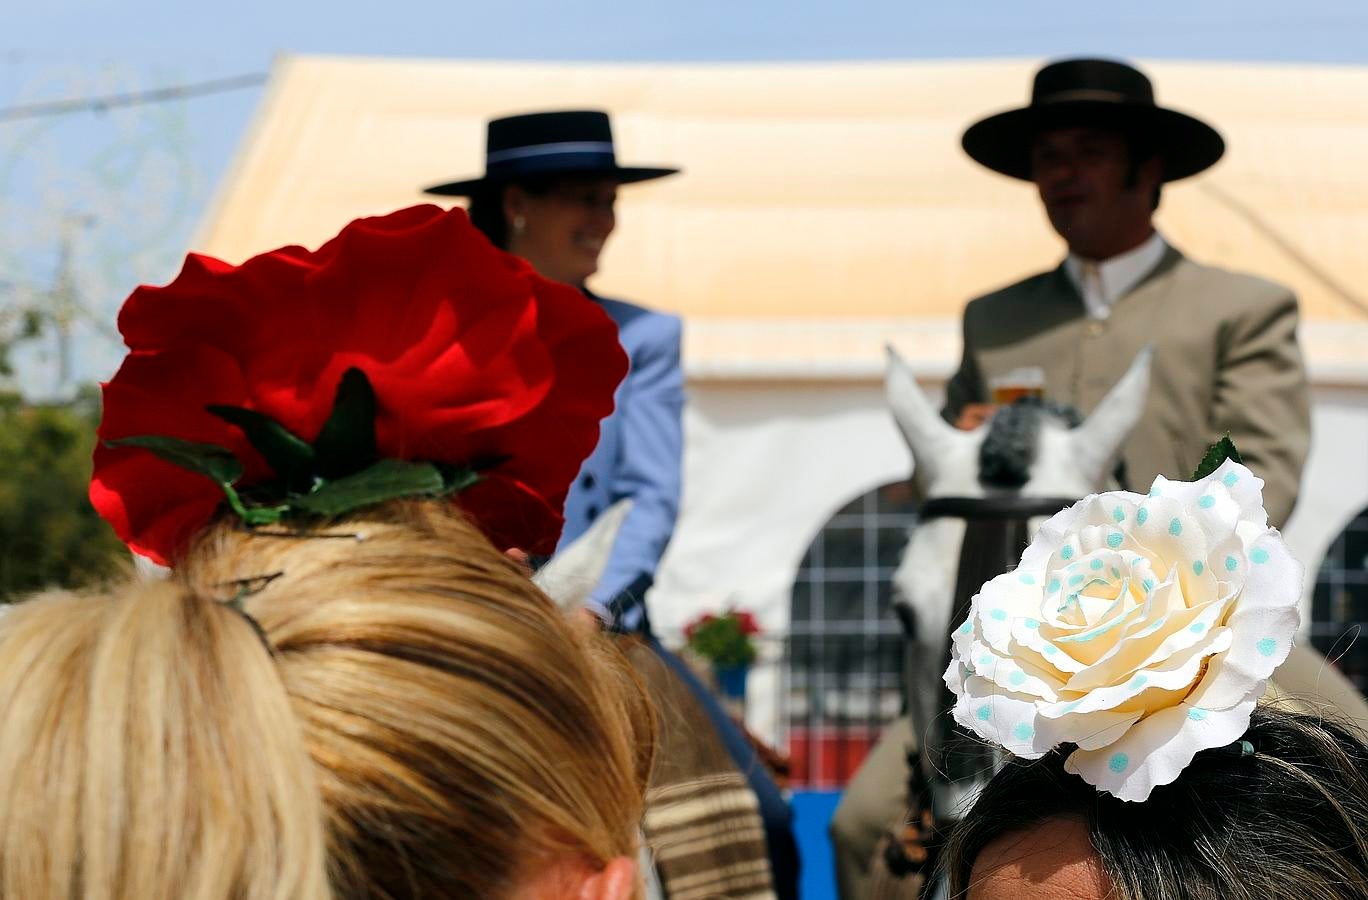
[944,246,1310,527]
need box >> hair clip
[1212,739,1256,759]
[217,571,283,655]
[240,524,367,542]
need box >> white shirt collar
[1063,231,1169,320]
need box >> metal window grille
[1311,505,1368,693]
[786,481,918,790]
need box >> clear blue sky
[4,0,1368,395]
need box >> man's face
[1030,127,1158,260]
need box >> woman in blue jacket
[426,109,799,899]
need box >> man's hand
[953,403,999,431]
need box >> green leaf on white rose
[290,458,445,517]
[105,435,244,486]
[206,404,316,485]
[312,367,378,479]
[1191,435,1243,481]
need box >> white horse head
[885,346,1152,502]
[534,499,633,611]
[886,346,1152,752]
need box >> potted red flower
[684,608,761,701]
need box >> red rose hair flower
[90,205,627,564]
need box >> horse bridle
[917,495,1080,522]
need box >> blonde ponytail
[0,580,331,899]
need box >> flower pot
[713,663,750,701]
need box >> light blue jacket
[557,293,684,630]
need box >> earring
[513,215,526,235]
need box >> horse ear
[1070,348,1153,486]
[886,345,962,482]
[534,500,632,611]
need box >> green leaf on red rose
[434,462,482,493]
[104,435,243,487]
[1191,435,1243,481]
[290,458,445,517]
[206,403,316,486]
[311,367,378,479]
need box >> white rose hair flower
[944,459,1302,802]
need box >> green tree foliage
[0,388,127,602]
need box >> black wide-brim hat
[962,58,1225,183]
[424,109,680,196]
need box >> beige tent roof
[197,55,1368,379]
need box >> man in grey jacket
[942,57,1308,526]
[832,56,1320,898]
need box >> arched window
[1311,504,1368,692]
[786,480,917,789]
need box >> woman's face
[505,176,618,287]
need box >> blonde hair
[0,500,653,899]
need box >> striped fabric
[625,641,776,900]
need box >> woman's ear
[502,185,528,233]
[575,857,637,900]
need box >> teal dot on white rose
[1010,671,1027,686]
[1069,573,1085,587]
[1048,578,1061,592]
[1061,545,1074,561]
[1090,559,1103,571]
[1187,708,1208,722]
[1128,674,1147,689]
[1189,621,1207,634]
[977,705,992,722]
[959,621,973,635]
[1019,573,1036,585]
[1044,644,1059,656]
[1251,548,1270,565]
[1143,578,1155,592]
[1199,495,1215,509]
[1225,555,1239,572]
[1193,560,1205,576]
[978,655,993,667]
[1107,532,1124,549]
[1013,722,1034,742]
[1108,752,1130,773]
[1025,618,1040,629]
[991,608,1008,621]
[1111,566,1121,578]
[1169,517,1183,536]
[1257,638,1278,657]
[1223,472,1239,487]
[1149,484,1161,497]
[1113,506,1125,523]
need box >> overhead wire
[0,72,267,123]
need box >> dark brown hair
[946,705,1368,899]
